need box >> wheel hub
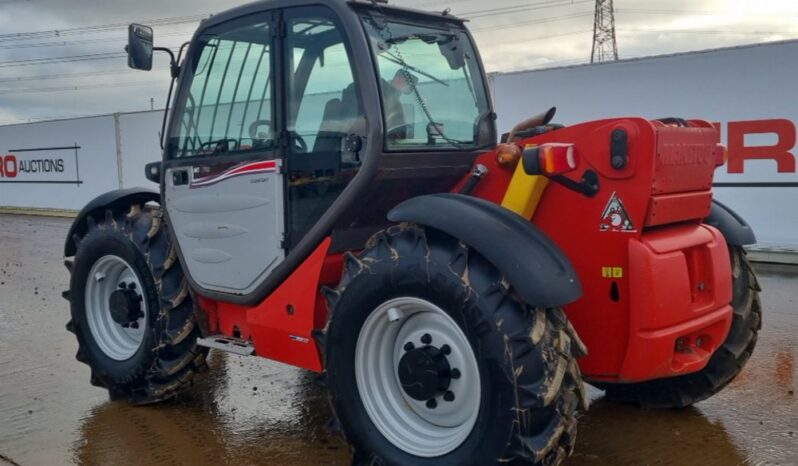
[85,255,148,361]
[398,345,451,401]
[355,297,481,457]
[109,285,143,327]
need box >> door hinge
[277,131,290,151]
[273,19,286,38]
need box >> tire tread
[65,203,206,405]
[322,224,588,466]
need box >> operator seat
[380,81,407,139]
[312,80,404,155]
[313,98,345,154]
[313,82,369,156]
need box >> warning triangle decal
[599,191,636,232]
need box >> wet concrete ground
[0,214,795,466]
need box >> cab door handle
[172,169,189,186]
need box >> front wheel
[597,246,762,408]
[65,204,207,404]
[322,225,588,466]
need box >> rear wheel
[322,225,588,466]
[597,246,761,408]
[65,204,207,404]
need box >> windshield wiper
[385,32,456,45]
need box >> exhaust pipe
[505,106,557,143]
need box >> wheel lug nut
[426,399,437,409]
[441,344,451,355]
[127,282,137,290]
[130,322,139,329]
[450,368,461,379]
[118,282,127,289]
[421,333,432,345]
[443,391,455,402]
[403,342,415,352]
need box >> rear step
[196,335,255,356]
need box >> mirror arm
[153,46,178,150]
[154,47,179,78]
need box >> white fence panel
[0,115,119,211]
[117,110,164,190]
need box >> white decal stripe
[191,160,277,188]
[224,160,275,177]
[192,167,276,187]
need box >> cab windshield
[360,13,492,151]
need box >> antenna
[591,0,618,63]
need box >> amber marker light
[496,143,522,167]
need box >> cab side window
[170,18,274,158]
[292,41,362,153]
[286,14,365,167]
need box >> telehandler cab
[63,0,761,464]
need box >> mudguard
[704,199,756,246]
[388,193,582,308]
[64,187,160,257]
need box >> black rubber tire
[320,224,588,466]
[65,203,207,404]
[596,246,762,408]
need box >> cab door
[162,12,285,296]
[282,6,366,250]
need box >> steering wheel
[290,131,308,153]
[199,138,239,154]
[248,120,308,153]
[249,119,272,142]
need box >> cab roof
[198,0,467,33]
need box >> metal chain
[366,0,466,149]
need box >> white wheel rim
[84,255,148,361]
[355,297,481,457]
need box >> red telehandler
[62,1,760,464]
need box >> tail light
[522,143,579,176]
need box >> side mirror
[144,161,161,184]
[438,36,465,70]
[127,24,154,71]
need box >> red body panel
[651,122,719,195]
[453,150,515,204]
[618,224,732,381]
[645,191,713,227]
[517,118,732,382]
[195,116,734,384]
[202,238,332,372]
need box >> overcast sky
[0,0,796,124]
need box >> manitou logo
[721,119,796,174]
